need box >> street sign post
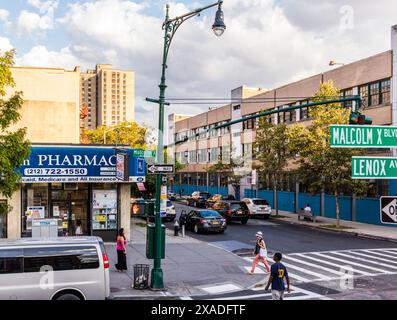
[147,164,174,175]
[352,157,397,179]
[133,150,157,158]
[330,125,397,148]
[380,197,397,224]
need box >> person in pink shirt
[115,228,127,272]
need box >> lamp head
[212,2,226,37]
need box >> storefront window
[0,200,7,238]
[21,184,49,236]
[92,184,117,231]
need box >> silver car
[243,198,272,218]
[0,237,110,300]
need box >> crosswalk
[179,285,329,300]
[243,247,397,284]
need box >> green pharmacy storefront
[16,144,146,241]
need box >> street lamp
[329,60,345,67]
[147,1,225,290]
[103,124,132,145]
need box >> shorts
[271,290,285,300]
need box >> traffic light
[349,112,373,125]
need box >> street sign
[352,157,397,179]
[380,197,397,224]
[133,150,156,158]
[330,125,397,148]
[251,169,257,185]
[147,164,174,175]
[160,185,167,218]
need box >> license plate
[237,210,242,215]
[212,221,219,225]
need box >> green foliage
[84,121,150,148]
[207,149,246,194]
[254,118,290,188]
[0,50,31,215]
[288,81,369,226]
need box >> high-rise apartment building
[80,64,135,130]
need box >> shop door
[51,189,89,236]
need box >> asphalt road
[165,202,397,255]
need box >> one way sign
[380,197,397,224]
[147,164,174,175]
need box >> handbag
[259,247,267,258]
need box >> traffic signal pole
[169,96,363,147]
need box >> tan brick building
[80,64,135,130]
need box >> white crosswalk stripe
[241,248,397,284]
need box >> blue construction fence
[244,189,386,226]
[172,184,228,196]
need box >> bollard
[182,225,185,238]
[174,220,179,236]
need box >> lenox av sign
[18,146,146,183]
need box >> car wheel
[170,217,175,222]
[226,218,232,225]
[55,293,82,301]
[241,219,248,225]
[194,224,199,234]
[264,215,270,220]
[219,230,225,234]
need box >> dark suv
[212,200,250,225]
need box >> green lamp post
[147,1,226,290]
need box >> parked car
[168,192,177,201]
[0,237,110,300]
[179,209,227,234]
[212,200,250,224]
[242,198,272,219]
[206,194,236,208]
[165,200,176,222]
[187,191,212,208]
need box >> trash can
[133,264,150,290]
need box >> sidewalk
[274,210,397,242]
[106,218,264,299]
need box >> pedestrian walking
[115,228,128,272]
[248,231,271,274]
[265,252,290,300]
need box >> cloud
[17,9,56,36]
[16,45,81,68]
[27,0,59,13]
[17,0,397,127]
[0,36,13,52]
[0,9,10,22]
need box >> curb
[273,216,397,243]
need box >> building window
[342,88,353,109]
[233,105,241,111]
[381,79,391,105]
[369,82,380,107]
[197,149,207,163]
[189,150,197,164]
[359,84,369,108]
[209,147,220,163]
[243,115,256,131]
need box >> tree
[206,148,247,198]
[288,80,369,227]
[254,118,291,216]
[83,121,151,148]
[0,50,31,215]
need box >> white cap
[256,231,263,237]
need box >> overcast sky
[1,0,397,128]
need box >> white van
[0,237,110,300]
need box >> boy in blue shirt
[265,252,290,300]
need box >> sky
[1,0,397,128]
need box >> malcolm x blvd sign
[330,125,397,148]
[351,157,397,179]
